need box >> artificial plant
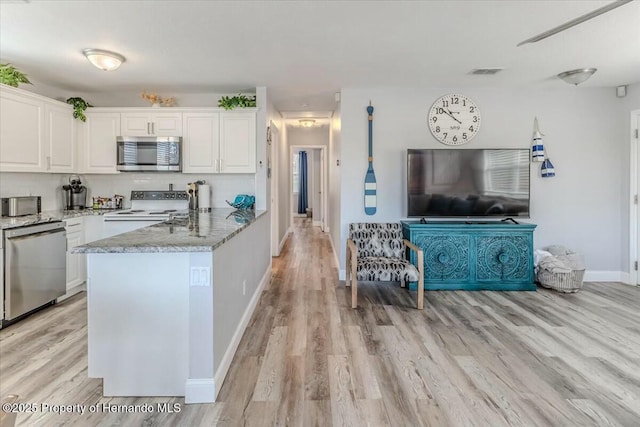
[66,97,93,122]
[218,94,256,110]
[0,63,32,87]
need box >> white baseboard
[583,270,626,283]
[213,266,271,398]
[57,283,86,302]
[185,378,215,404]
[278,231,290,253]
[328,233,340,270]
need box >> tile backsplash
[0,172,255,211]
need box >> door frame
[289,144,328,232]
[270,121,280,257]
[630,109,639,286]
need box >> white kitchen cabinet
[219,112,256,173]
[182,110,256,174]
[65,217,86,291]
[79,111,121,174]
[0,85,46,172]
[0,85,77,173]
[121,111,182,136]
[45,102,76,172]
[182,112,220,173]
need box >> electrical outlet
[242,280,246,296]
[190,267,211,287]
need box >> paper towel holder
[198,183,211,213]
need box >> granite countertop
[0,208,119,230]
[73,209,266,254]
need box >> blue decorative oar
[364,102,377,215]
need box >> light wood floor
[1,218,640,426]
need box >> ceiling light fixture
[557,68,597,85]
[82,48,125,71]
[299,119,316,128]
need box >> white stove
[104,191,189,221]
[102,191,189,237]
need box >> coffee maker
[62,175,88,210]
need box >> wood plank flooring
[1,218,639,426]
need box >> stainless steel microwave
[116,136,182,172]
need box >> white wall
[312,148,321,223]
[339,87,630,279]
[277,124,290,246]
[0,172,255,211]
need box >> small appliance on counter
[1,196,41,217]
[62,175,88,210]
[92,195,124,210]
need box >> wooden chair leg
[345,245,351,287]
[417,251,424,310]
[351,258,358,308]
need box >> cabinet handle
[152,122,155,134]
[46,156,51,170]
[147,122,151,134]
[220,158,224,172]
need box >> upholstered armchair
[346,223,424,309]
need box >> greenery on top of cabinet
[66,97,93,122]
[0,63,32,87]
[218,94,256,110]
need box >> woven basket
[537,269,585,293]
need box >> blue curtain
[297,151,308,214]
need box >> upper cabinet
[182,110,256,174]
[0,85,75,173]
[182,112,220,174]
[79,111,121,174]
[1,86,46,172]
[121,111,182,136]
[45,102,76,172]
[219,112,256,173]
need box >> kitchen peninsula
[73,208,270,404]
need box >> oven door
[117,136,181,172]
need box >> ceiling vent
[470,68,504,75]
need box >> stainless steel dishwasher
[3,221,66,324]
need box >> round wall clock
[428,94,481,145]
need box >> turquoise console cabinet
[402,221,537,291]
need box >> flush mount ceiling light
[299,119,316,128]
[557,68,597,85]
[82,48,125,71]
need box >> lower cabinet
[402,221,537,290]
[65,218,86,291]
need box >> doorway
[290,145,327,233]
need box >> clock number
[473,116,478,123]
[462,100,466,107]
[442,100,449,107]
[470,107,475,113]
[432,116,437,123]
[462,133,467,140]
[453,135,458,142]
[469,125,474,132]
[452,97,459,105]
[443,132,448,139]
[436,107,445,114]
[435,126,440,133]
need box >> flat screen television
[407,148,530,218]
